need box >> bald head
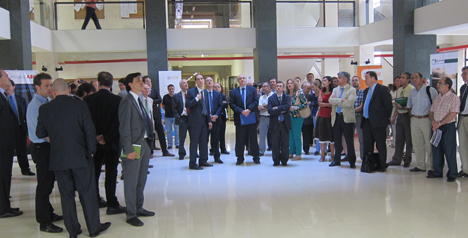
[52,78,70,95]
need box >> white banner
[158,71,182,97]
[5,70,37,104]
[430,51,458,92]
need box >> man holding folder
[229,74,260,165]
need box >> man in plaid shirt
[352,76,364,161]
[428,77,460,182]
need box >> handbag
[295,91,311,119]
[361,153,381,173]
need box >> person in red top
[82,0,102,30]
[315,76,336,162]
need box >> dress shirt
[240,87,246,109]
[431,91,460,123]
[407,85,437,116]
[396,84,414,113]
[26,94,49,143]
[195,87,204,101]
[363,83,377,118]
[0,87,5,99]
[259,91,273,116]
[354,88,363,113]
[181,91,188,116]
[130,91,148,138]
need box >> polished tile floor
[3,122,468,238]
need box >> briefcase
[361,153,381,173]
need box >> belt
[460,114,468,117]
[398,112,408,115]
[336,112,343,115]
[142,138,147,141]
[413,115,429,119]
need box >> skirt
[315,116,334,143]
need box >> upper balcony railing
[54,1,146,30]
[369,0,444,24]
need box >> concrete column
[324,0,339,27]
[393,0,436,78]
[35,52,59,79]
[146,0,168,88]
[252,0,277,83]
[0,0,33,70]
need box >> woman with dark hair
[286,79,308,161]
[76,82,96,100]
[315,76,335,162]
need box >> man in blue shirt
[26,73,64,233]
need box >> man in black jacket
[36,78,111,238]
[205,77,223,163]
[86,71,126,215]
[143,76,174,156]
[5,79,34,175]
[173,79,190,160]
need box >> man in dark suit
[26,73,63,233]
[143,76,174,156]
[5,80,34,175]
[85,71,126,215]
[214,83,229,155]
[119,73,155,227]
[268,81,292,166]
[229,74,260,165]
[173,79,190,160]
[361,71,393,172]
[0,69,22,218]
[186,74,213,170]
[205,77,224,163]
[36,78,111,238]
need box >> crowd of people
[1,66,468,237]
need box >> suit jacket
[220,94,228,122]
[119,92,154,155]
[86,89,122,151]
[207,90,223,119]
[149,88,162,122]
[36,95,96,171]
[14,94,28,135]
[186,87,210,127]
[361,83,393,128]
[229,86,259,126]
[329,84,357,126]
[172,91,186,125]
[0,93,19,149]
[268,93,292,131]
[144,96,155,133]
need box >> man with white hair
[173,79,190,160]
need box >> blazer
[36,95,96,171]
[186,87,210,127]
[268,93,292,131]
[0,93,19,149]
[229,86,259,126]
[144,96,155,133]
[119,92,154,156]
[207,90,223,119]
[15,94,28,135]
[329,84,357,126]
[360,83,393,128]
[149,88,162,122]
[86,89,122,151]
[220,94,228,122]
[172,91,186,125]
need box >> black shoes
[199,162,213,167]
[163,151,175,156]
[221,151,230,155]
[267,148,272,151]
[40,223,63,233]
[214,159,224,164]
[329,161,341,167]
[22,170,35,176]
[253,159,260,164]
[90,222,111,237]
[137,209,155,217]
[409,167,426,172]
[447,177,457,182]
[386,161,401,166]
[427,173,442,178]
[458,170,468,177]
[259,153,264,156]
[106,205,127,215]
[379,168,387,172]
[0,208,23,218]
[167,146,172,149]
[98,197,107,208]
[52,213,63,222]
[179,156,184,160]
[176,146,179,149]
[209,151,214,156]
[127,217,144,227]
[350,164,356,169]
[340,156,349,162]
[189,166,203,170]
[314,151,320,156]
[273,163,279,166]
[403,163,411,168]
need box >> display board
[158,71,182,97]
[430,51,458,93]
[357,65,383,89]
[5,70,37,105]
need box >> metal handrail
[54,1,146,30]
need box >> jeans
[165,117,179,147]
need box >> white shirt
[259,91,273,116]
[181,91,188,116]
[407,85,437,116]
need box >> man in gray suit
[119,72,155,227]
[36,78,111,238]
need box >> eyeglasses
[437,82,445,85]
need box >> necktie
[363,87,373,118]
[145,98,150,117]
[336,87,345,114]
[278,95,284,122]
[184,92,189,115]
[9,95,18,119]
[202,89,208,116]
[209,91,213,115]
[241,88,246,109]
[137,98,151,137]
[461,86,468,112]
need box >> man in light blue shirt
[26,73,64,233]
